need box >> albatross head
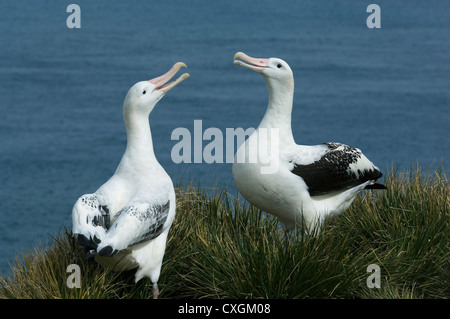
[233,52,293,87]
[123,62,189,116]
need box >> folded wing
[290,142,385,196]
[96,200,171,257]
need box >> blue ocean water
[0,0,448,274]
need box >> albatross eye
[143,90,146,94]
[277,63,282,69]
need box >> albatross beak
[149,62,190,93]
[233,52,269,72]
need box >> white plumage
[72,63,189,298]
[232,52,385,233]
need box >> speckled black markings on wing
[97,200,170,257]
[79,195,111,229]
[77,194,111,255]
[291,142,384,196]
[129,200,170,245]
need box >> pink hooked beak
[149,62,190,93]
[233,52,270,72]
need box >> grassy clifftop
[0,166,448,299]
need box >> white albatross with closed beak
[232,52,385,233]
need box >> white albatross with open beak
[72,62,189,298]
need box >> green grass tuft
[1,165,448,299]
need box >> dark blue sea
[0,0,448,274]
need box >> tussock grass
[0,165,448,299]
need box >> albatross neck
[123,112,157,164]
[258,78,295,145]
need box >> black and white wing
[95,200,171,257]
[72,194,111,251]
[290,142,386,196]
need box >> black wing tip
[75,233,111,259]
[97,245,119,257]
[76,233,101,248]
[365,182,387,190]
[374,168,383,179]
[76,234,91,247]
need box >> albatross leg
[152,283,159,299]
